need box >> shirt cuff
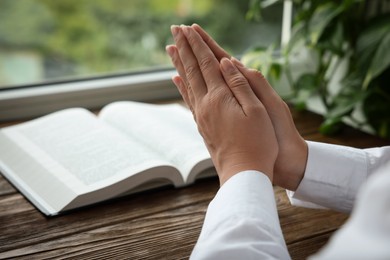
[287,141,368,213]
[199,170,283,241]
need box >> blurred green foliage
[244,0,390,138]
[0,0,272,84]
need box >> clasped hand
[166,24,308,189]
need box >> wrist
[290,139,308,190]
[217,160,274,186]
[274,138,308,191]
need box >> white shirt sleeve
[286,141,390,259]
[190,170,290,260]
[191,142,390,259]
[309,169,390,259]
[287,141,390,212]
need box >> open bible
[0,101,214,216]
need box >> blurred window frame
[0,69,178,121]
[0,1,291,121]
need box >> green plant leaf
[356,16,390,89]
[356,17,389,54]
[295,73,318,91]
[341,70,363,90]
[260,0,281,8]
[319,116,343,135]
[270,63,282,79]
[285,21,305,55]
[241,45,279,78]
[362,32,390,89]
[318,21,344,56]
[328,89,366,119]
[246,0,262,21]
[363,86,390,139]
[308,3,343,45]
[290,89,311,111]
[242,0,390,139]
[289,73,318,110]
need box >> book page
[0,109,180,202]
[99,101,212,183]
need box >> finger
[232,58,296,129]
[166,45,189,88]
[171,75,192,111]
[192,24,231,61]
[231,58,281,104]
[220,57,260,108]
[171,25,207,102]
[182,26,226,93]
[166,44,195,106]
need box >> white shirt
[191,141,390,259]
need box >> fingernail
[171,25,180,37]
[172,76,181,88]
[165,45,174,57]
[231,57,244,67]
[221,57,235,73]
[182,26,190,37]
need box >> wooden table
[0,107,389,259]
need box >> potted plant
[243,0,390,138]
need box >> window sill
[0,70,179,121]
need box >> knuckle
[197,99,212,117]
[185,64,198,82]
[199,56,214,70]
[247,103,264,114]
[196,97,216,121]
[187,33,200,49]
[228,75,248,89]
[194,108,207,129]
[176,35,188,49]
[171,53,181,67]
[185,31,194,43]
[208,88,227,105]
[197,106,207,120]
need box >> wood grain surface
[0,106,388,260]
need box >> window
[0,0,283,119]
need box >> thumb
[231,57,297,129]
[231,57,281,110]
[220,57,260,108]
